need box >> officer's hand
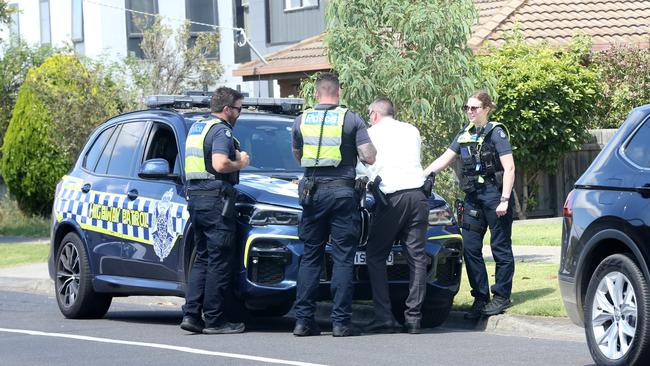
[239,151,250,169]
[496,201,508,217]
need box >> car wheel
[55,233,112,319]
[585,254,650,366]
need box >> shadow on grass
[511,287,555,306]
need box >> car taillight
[563,189,575,224]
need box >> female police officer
[423,91,515,319]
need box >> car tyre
[55,233,112,319]
[585,254,650,366]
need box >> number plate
[354,251,394,265]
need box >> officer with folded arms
[423,90,515,319]
[180,87,249,335]
[360,97,429,334]
[291,72,376,337]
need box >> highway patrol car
[48,94,463,327]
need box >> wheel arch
[576,229,650,323]
[50,221,89,279]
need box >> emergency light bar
[145,93,304,115]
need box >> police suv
[49,94,463,327]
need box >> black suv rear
[560,105,650,365]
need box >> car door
[621,117,650,245]
[120,120,189,282]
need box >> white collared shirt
[357,116,425,194]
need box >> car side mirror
[138,158,177,180]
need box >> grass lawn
[484,220,562,246]
[0,243,49,268]
[453,261,566,317]
[0,196,51,237]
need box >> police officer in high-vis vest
[291,72,376,337]
[180,87,249,335]
[424,91,516,319]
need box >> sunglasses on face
[463,105,483,112]
[228,105,242,113]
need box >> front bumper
[236,225,463,307]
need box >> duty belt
[315,179,355,189]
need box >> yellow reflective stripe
[427,234,462,241]
[55,212,63,222]
[78,221,155,245]
[244,234,299,268]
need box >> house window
[39,0,51,44]
[9,3,19,36]
[185,0,218,59]
[284,0,318,11]
[125,0,158,58]
[71,0,84,53]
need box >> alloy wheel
[591,271,638,360]
[57,242,80,308]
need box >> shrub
[592,45,650,128]
[478,32,604,217]
[2,54,135,215]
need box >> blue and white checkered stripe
[55,187,188,245]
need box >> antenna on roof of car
[145,92,304,115]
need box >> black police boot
[464,297,489,320]
[403,319,421,334]
[332,324,360,337]
[481,295,512,316]
[293,320,321,337]
[202,322,245,334]
[363,317,402,334]
[179,315,205,333]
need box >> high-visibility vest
[299,107,347,167]
[184,118,223,180]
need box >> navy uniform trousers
[366,188,429,323]
[294,184,360,326]
[462,182,515,301]
[183,194,236,328]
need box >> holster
[368,176,388,208]
[355,177,369,208]
[298,177,315,206]
[455,199,464,226]
[221,185,237,218]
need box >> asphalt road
[0,291,594,366]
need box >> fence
[520,129,618,218]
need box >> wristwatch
[500,196,510,203]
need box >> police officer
[291,72,376,337]
[360,97,429,334]
[423,90,516,319]
[180,87,249,334]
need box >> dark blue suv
[49,95,463,327]
[560,105,650,365]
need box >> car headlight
[249,204,301,226]
[428,204,454,226]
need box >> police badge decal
[151,189,177,261]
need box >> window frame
[140,120,182,180]
[71,0,84,43]
[103,120,149,178]
[185,0,219,60]
[124,0,159,58]
[82,126,117,173]
[620,115,650,170]
[39,0,51,44]
[284,0,319,12]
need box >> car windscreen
[234,118,301,173]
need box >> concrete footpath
[0,240,584,343]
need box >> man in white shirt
[360,97,429,334]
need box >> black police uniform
[183,118,240,329]
[449,123,514,304]
[291,104,371,328]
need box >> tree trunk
[513,188,524,220]
[521,172,529,219]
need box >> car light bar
[145,93,304,115]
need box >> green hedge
[1,54,132,216]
